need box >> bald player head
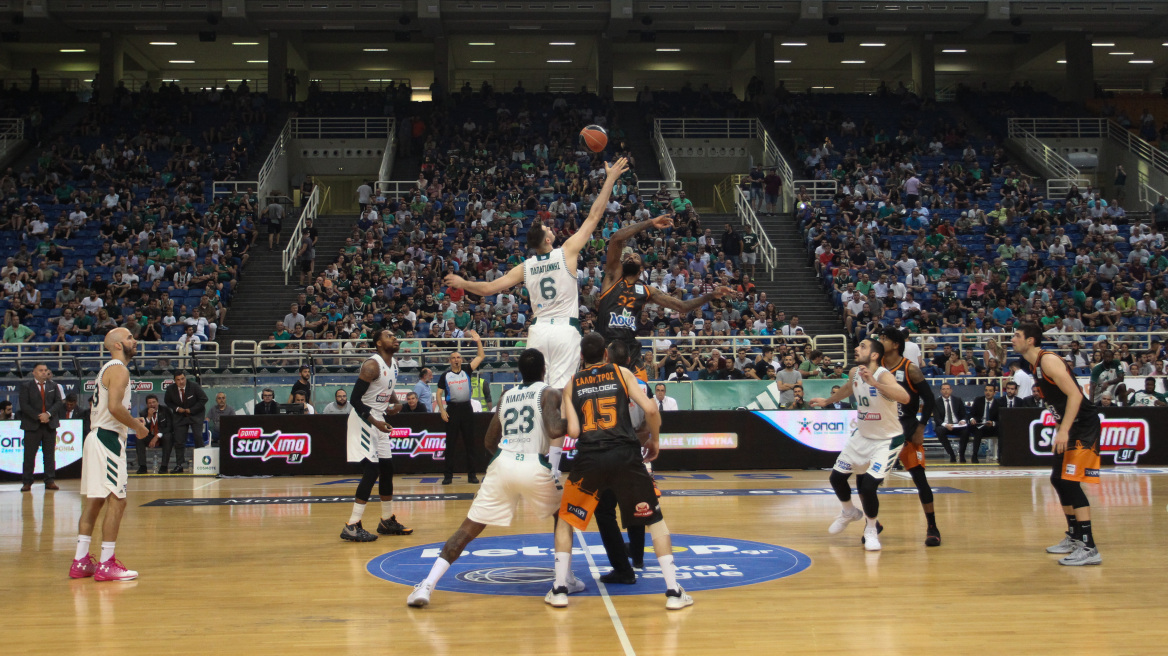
[103,327,138,362]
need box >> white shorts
[833,430,903,481]
[742,252,757,264]
[346,411,392,462]
[79,428,128,499]
[526,320,581,389]
[467,451,561,526]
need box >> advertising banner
[0,419,86,479]
[998,407,1168,467]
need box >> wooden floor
[5,467,1168,656]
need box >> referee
[436,331,485,485]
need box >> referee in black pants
[436,331,485,485]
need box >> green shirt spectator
[671,196,694,214]
[3,323,34,343]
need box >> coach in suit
[164,371,207,473]
[931,383,965,463]
[136,394,176,474]
[58,393,90,438]
[966,384,1002,464]
[20,363,63,491]
[652,384,680,411]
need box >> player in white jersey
[443,157,630,389]
[70,328,151,582]
[810,337,910,551]
[340,329,411,541]
[407,349,583,607]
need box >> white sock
[74,535,92,561]
[348,502,365,525]
[658,554,679,592]
[548,446,564,473]
[841,499,856,512]
[553,551,571,589]
[866,515,880,529]
[424,557,451,587]
[100,541,115,562]
[381,501,394,521]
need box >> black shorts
[300,258,313,273]
[559,444,662,530]
[268,222,282,234]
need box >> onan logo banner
[229,428,312,463]
[0,419,85,475]
[752,410,855,452]
[1029,411,1151,464]
[366,533,810,597]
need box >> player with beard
[340,328,411,541]
[878,326,942,547]
[595,213,732,381]
[70,328,153,581]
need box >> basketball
[580,124,608,152]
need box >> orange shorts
[898,440,926,469]
[558,476,601,531]
[1061,442,1101,484]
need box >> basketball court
[7,467,1168,655]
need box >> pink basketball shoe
[69,554,98,579]
[94,557,138,581]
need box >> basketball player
[406,349,583,607]
[443,156,629,393]
[878,326,941,547]
[1011,323,1102,566]
[70,327,152,581]
[549,333,693,610]
[809,337,910,551]
[340,328,411,542]
[595,213,732,381]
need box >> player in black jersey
[548,333,693,610]
[1012,323,1102,566]
[879,327,942,547]
[596,213,730,381]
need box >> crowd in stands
[0,82,276,354]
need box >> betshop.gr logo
[367,533,811,597]
[1029,411,1150,464]
[230,428,311,463]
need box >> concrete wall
[665,138,758,175]
[1040,137,1168,207]
[290,138,386,179]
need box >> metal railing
[377,129,398,183]
[282,185,323,284]
[290,117,394,139]
[916,330,1167,364]
[1005,120,1091,198]
[0,118,25,162]
[375,180,421,199]
[651,120,678,182]
[211,181,258,201]
[792,179,839,202]
[258,120,291,197]
[1138,175,1166,211]
[734,186,777,281]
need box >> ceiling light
[233,42,259,46]
[59,49,86,53]
[614,86,634,89]
[1057,60,1067,64]
[859,43,886,47]
[774,60,792,64]
[246,60,268,63]
[150,41,177,46]
[547,59,571,63]
[781,42,807,47]
[162,79,180,82]
[169,60,195,64]
[1091,42,1115,47]
[841,60,866,64]
[364,48,388,52]
[1109,52,1134,56]
[549,42,575,46]
[226,79,243,82]
[470,60,495,63]
[468,42,495,46]
[1130,60,1154,64]
[812,86,834,89]
[656,48,680,52]
[941,49,966,53]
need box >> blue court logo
[366,533,811,597]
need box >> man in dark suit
[254,388,280,415]
[966,383,1001,464]
[164,371,207,473]
[827,386,852,409]
[1000,380,1033,409]
[59,393,90,437]
[932,383,966,463]
[20,363,63,491]
[136,394,175,474]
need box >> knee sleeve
[377,458,395,497]
[355,459,378,502]
[829,470,852,502]
[1062,480,1090,509]
[857,473,881,518]
[1050,462,1074,506]
[907,466,934,506]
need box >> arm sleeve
[350,379,373,422]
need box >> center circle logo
[366,533,810,597]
